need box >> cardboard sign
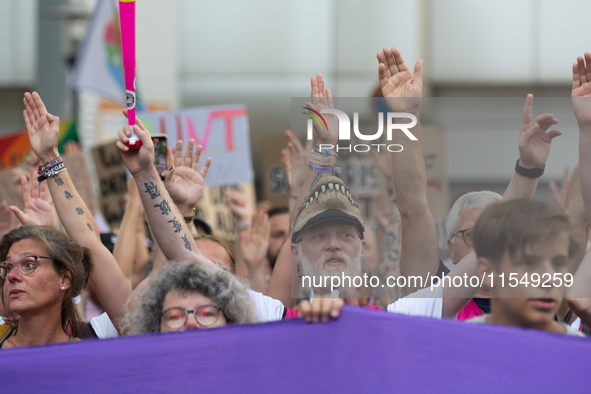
[138,105,254,187]
[260,133,289,208]
[195,183,256,242]
[91,141,128,227]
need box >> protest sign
[196,182,256,242]
[138,105,254,187]
[91,140,128,227]
[260,133,289,208]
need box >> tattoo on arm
[86,223,94,232]
[55,177,64,186]
[75,208,84,215]
[308,173,322,192]
[168,217,182,233]
[144,182,161,199]
[64,191,73,200]
[154,200,171,215]
[181,234,192,251]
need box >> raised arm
[573,52,591,223]
[504,95,561,200]
[266,74,339,308]
[111,178,142,284]
[563,166,591,326]
[23,92,131,332]
[376,46,437,294]
[116,116,215,269]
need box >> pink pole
[119,0,141,148]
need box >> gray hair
[445,191,502,241]
[125,260,258,334]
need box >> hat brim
[292,209,364,242]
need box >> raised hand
[164,139,212,215]
[9,173,53,227]
[376,47,423,113]
[226,192,252,223]
[518,94,561,169]
[572,52,591,127]
[0,201,15,237]
[238,206,270,267]
[305,73,338,146]
[282,130,313,196]
[116,110,156,176]
[22,92,60,163]
[548,166,571,210]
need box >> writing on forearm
[144,182,161,199]
[55,177,64,186]
[154,200,171,215]
[75,208,84,215]
[181,234,192,251]
[309,173,322,192]
[64,191,73,200]
[86,223,93,232]
[168,217,182,233]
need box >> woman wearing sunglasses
[125,260,257,333]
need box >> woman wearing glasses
[125,260,257,333]
[0,226,93,347]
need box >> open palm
[377,47,423,113]
[305,73,338,146]
[164,139,211,213]
[9,175,53,227]
[572,53,591,126]
[518,95,561,169]
[23,92,60,163]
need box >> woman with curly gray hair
[126,260,258,334]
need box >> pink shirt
[456,299,482,321]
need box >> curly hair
[124,260,258,334]
[0,225,93,338]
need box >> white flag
[72,0,124,103]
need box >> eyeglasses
[0,255,53,279]
[161,305,222,329]
[452,228,474,247]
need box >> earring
[61,287,65,290]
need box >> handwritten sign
[91,141,128,227]
[138,105,254,187]
[196,183,256,242]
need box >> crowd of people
[1,46,590,352]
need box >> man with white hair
[446,191,502,267]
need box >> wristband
[309,163,341,175]
[237,219,252,230]
[183,207,196,224]
[314,146,338,157]
[38,162,67,182]
[38,157,63,173]
[309,150,337,167]
[515,159,545,179]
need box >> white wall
[0,0,37,87]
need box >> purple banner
[1,306,589,393]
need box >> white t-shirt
[248,290,285,322]
[248,286,445,322]
[90,312,119,339]
[386,286,443,319]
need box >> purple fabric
[1,306,589,393]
